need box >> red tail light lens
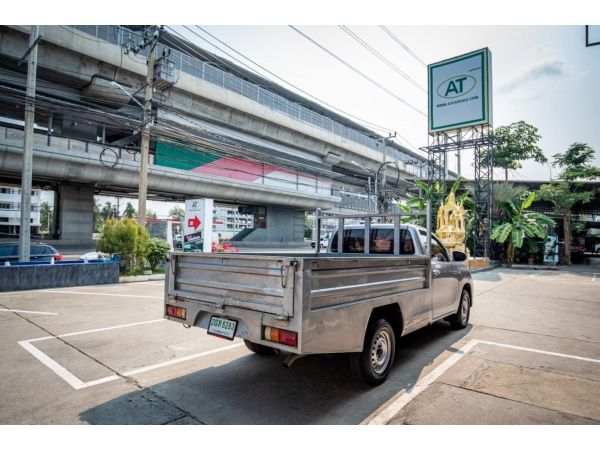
[166,305,186,319]
[55,253,62,261]
[263,326,297,347]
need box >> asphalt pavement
[0,266,599,424]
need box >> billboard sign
[183,198,213,252]
[428,48,492,133]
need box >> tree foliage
[491,192,555,266]
[169,205,185,223]
[39,201,52,233]
[97,218,150,272]
[489,121,546,180]
[123,202,137,219]
[146,237,170,270]
[537,142,598,265]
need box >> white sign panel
[428,48,492,133]
[184,198,213,252]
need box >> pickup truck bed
[166,252,431,355]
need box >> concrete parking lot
[1,267,599,424]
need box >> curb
[119,274,165,283]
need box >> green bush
[147,238,171,270]
[97,218,150,272]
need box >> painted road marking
[38,290,162,299]
[363,339,600,425]
[26,319,165,343]
[0,308,58,316]
[18,318,243,390]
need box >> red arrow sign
[187,215,201,230]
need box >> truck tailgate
[168,253,296,318]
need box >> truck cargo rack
[314,203,432,258]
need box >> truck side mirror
[452,251,467,262]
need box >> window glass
[371,228,393,254]
[330,227,415,254]
[400,229,415,255]
[32,245,53,256]
[431,236,449,261]
[330,228,365,253]
[0,244,17,257]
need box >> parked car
[78,251,110,262]
[310,234,330,249]
[594,243,600,254]
[0,242,62,263]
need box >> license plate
[207,315,238,340]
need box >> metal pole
[381,138,387,213]
[368,175,373,213]
[138,31,158,226]
[19,25,39,262]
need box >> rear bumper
[165,295,302,354]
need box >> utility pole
[379,132,396,214]
[19,25,39,262]
[138,26,160,226]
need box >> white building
[212,206,253,240]
[0,185,42,234]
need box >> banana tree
[398,177,463,225]
[491,192,555,266]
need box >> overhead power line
[167,26,423,153]
[288,26,427,119]
[338,26,426,93]
[192,25,397,135]
[379,26,427,67]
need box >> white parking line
[363,339,600,425]
[37,289,162,299]
[18,318,244,390]
[0,308,58,316]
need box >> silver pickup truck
[164,212,473,385]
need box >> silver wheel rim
[461,294,469,323]
[370,329,391,375]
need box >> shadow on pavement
[80,321,472,425]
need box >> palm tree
[491,192,555,266]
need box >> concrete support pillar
[57,185,95,246]
[231,206,306,248]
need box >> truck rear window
[330,229,415,254]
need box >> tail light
[263,326,297,347]
[55,253,62,261]
[166,305,186,320]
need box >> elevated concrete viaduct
[0,25,440,246]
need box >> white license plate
[207,316,238,340]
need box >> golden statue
[436,192,467,254]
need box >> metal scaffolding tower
[422,125,493,258]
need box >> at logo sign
[437,75,476,98]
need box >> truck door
[430,236,459,319]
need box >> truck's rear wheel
[350,318,395,386]
[448,289,470,329]
[244,339,277,355]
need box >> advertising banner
[428,48,492,133]
[183,198,213,252]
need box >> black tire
[448,289,471,329]
[350,318,396,386]
[244,339,277,355]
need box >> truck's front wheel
[350,318,396,386]
[244,339,277,355]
